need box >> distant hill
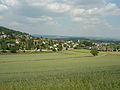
[33,34,120,43]
[32,34,89,40]
[32,34,72,39]
[0,26,120,43]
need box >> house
[7,43,16,47]
[16,39,20,44]
[33,40,40,45]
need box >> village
[0,30,120,53]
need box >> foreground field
[0,50,120,90]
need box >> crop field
[0,49,120,90]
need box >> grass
[0,49,120,90]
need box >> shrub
[1,50,7,53]
[10,47,17,53]
[52,48,57,52]
[90,49,99,56]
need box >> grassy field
[0,49,120,90]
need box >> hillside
[0,26,36,51]
[0,26,29,36]
[0,26,62,52]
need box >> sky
[0,0,120,39]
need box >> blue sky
[0,0,120,39]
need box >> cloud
[100,3,120,16]
[26,16,53,23]
[47,3,71,13]
[0,16,3,19]
[71,8,85,16]
[9,21,22,26]
[64,0,106,7]
[0,4,8,11]
[71,3,120,17]
[0,0,120,39]
[72,17,104,24]
[0,0,18,7]
[82,24,96,30]
[72,17,84,22]
[24,0,72,13]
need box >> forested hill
[0,26,36,51]
[0,26,62,52]
[0,26,29,36]
[0,26,34,42]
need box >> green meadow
[0,49,120,90]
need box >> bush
[90,49,99,56]
[57,45,63,51]
[1,50,7,53]
[10,47,17,53]
[52,48,57,52]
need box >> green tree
[10,47,17,53]
[82,40,93,47]
[1,42,8,53]
[57,44,63,51]
[90,49,99,56]
[52,48,57,52]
